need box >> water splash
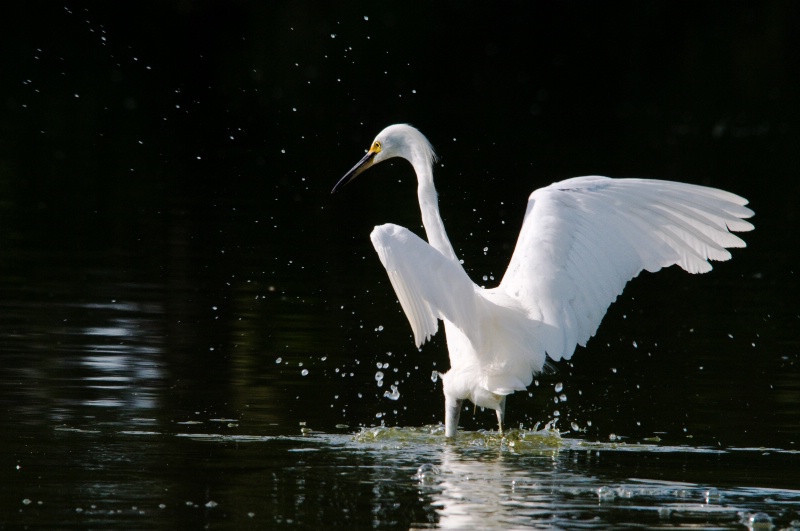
[383,385,400,401]
[352,425,563,452]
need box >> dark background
[1,1,798,448]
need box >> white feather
[335,125,754,437]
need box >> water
[7,422,800,528]
[2,3,799,529]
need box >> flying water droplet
[431,371,439,383]
[301,369,308,376]
[383,385,400,400]
[555,382,563,393]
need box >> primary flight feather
[332,124,754,438]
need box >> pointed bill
[331,144,379,193]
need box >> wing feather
[499,176,754,362]
[371,223,479,347]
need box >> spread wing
[370,223,480,347]
[498,176,754,362]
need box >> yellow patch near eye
[370,141,382,154]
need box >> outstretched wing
[370,223,479,347]
[499,176,754,362]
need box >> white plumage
[332,124,754,438]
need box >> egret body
[332,124,753,438]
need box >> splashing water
[383,385,400,401]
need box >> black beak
[331,150,376,194]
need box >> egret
[332,124,754,438]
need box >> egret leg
[444,396,463,438]
[496,396,506,434]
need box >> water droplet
[205,500,218,508]
[301,369,308,376]
[554,382,563,393]
[559,394,567,402]
[748,512,772,529]
[383,385,400,400]
[570,422,580,431]
[275,357,282,364]
[415,463,440,484]
[431,371,439,383]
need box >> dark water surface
[2,2,799,529]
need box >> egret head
[331,124,436,193]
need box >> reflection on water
[10,422,800,529]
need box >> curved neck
[412,157,458,263]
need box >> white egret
[332,124,754,438]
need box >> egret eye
[372,141,382,153]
